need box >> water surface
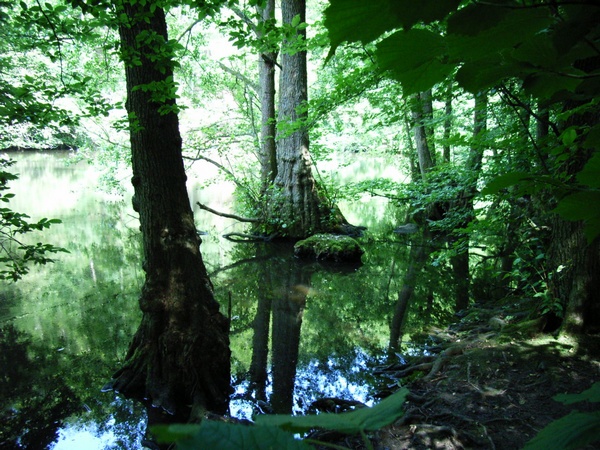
[0,151,449,448]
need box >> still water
[0,151,447,449]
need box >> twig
[196,202,260,223]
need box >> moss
[294,234,364,262]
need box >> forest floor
[314,297,600,450]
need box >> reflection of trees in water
[270,262,313,414]
[0,324,146,449]
[223,237,457,416]
[0,324,77,448]
[0,201,146,448]
[222,243,313,415]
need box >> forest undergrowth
[312,297,600,450]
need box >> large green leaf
[447,3,510,36]
[480,172,532,196]
[577,152,600,188]
[553,191,600,243]
[455,57,521,94]
[255,388,409,434]
[523,411,600,450]
[324,0,460,56]
[522,72,583,100]
[553,191,600,221]
[447,7,553,62]
[375,29,452,95]
[152,421,312,450]
[554,382,600,405]
[324,0,400,53]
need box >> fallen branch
[196,202,260,223]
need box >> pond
[0,151,453,449]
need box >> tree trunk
[449,91,487,311]
[421,89,437,166]
[106,0,231,421]
[547,96,600,333]
[272,0,346,238]
[409,91,435,180]
[257,0,278,193]
[443,82,453,163]
[548,218,600,333]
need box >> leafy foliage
[524,382,600,450]
[152,388,409,449]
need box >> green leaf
[447,7,553,62]
[480,172,531,195]
[447,4,509,36]
[554,382,600,405]
[577,152,600,188]
[523,411,600,450]
[522,72,582,100]
[553,191,600,242]
[375,29,452,95]
[256,388,408,434]
[152,421,311,450]
[324,0,459,60]
[324,0,400,56]
[583,125,600,150]
[291,14,301,28]
[561,127,578,147]
[455,58,520,94]
[553,191,600,221]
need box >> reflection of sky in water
[230,348,382,420]
[48,398,146,450]
[47,350,382,448]
[51,423,117,450]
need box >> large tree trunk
[548,218,600,333]
[106,0,231,421]
[271,0,347,238]
[257,0,278,194]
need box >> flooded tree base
[294,234,364,262]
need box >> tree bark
[271,0,347,238]
[106,0,231,420]
[449,91,487,311]
[409,91,435,180]
[548,97,600,333]
[443,82,453,163]
[257,0,278,193]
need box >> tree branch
[217,61,259,93]
[196,202,260,223]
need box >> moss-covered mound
[294,234,364,262]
